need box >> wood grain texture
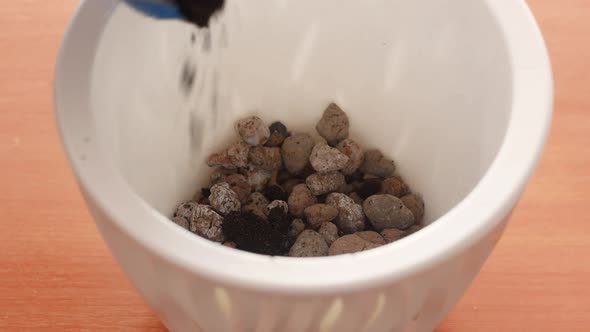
[0,1,588,331]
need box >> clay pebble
[304,204,339,229]
[289,230,329,257]
[326,193,365,234]
[363,194,414,230]
[328,234,380,256]
[359,150,396,178]
[288,184,317,218]
[236,116,270,146]
[316,103,350,145]
[281,133,315,175]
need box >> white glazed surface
[55,0,552,331]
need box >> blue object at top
[125,0,183,19]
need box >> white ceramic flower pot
[55,1,552,331]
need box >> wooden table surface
[1,1,589,331]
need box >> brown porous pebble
[224,173,251,203]
[381,175,410,197]
[401,193,425,224]
[288,219,306,238]
[355,231,386,245]
[281,133,315,175]
[305,171,346,196]
[325,193,365,234]
[209,182,241,216]
[336,139,364,175]
[206,141,250,169]
[316,103,350,145]
[288,230,329,257]
[363,194,414,230]
[241,166,272,192]
[267,200,289,214]
[189,204,225,242]
[359,149,396,178]
[288,184,317,217]
[318,222,339,245]
[309,143,349,173]
[248,146,282,171]
[171,215,190,230]
[236,116,270,146]
[328,234,380,256]
[303,204,339,229]
[381,228,405,243]
[265,121,289,147]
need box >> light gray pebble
[206,141,250,169]
[305,171,346,196]
[318,222,339,246]
[209,182,241,215]
[336,139,364,175]
[249,146,282,171]
[304,204,339,229]
[236,116,270,146]
[281,133,315,174]
[328,234,380,256]
[363,194,414,230]
[325,193,365,234]
[267,200,289,214]
[288,219,306,238]
[316,103,350,145]
[190,204,225,242]
[288,184,317,217]
[309,143,349,173]
[289,230,329,257]
[359,150,396,178]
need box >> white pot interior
[91,0,512,227]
